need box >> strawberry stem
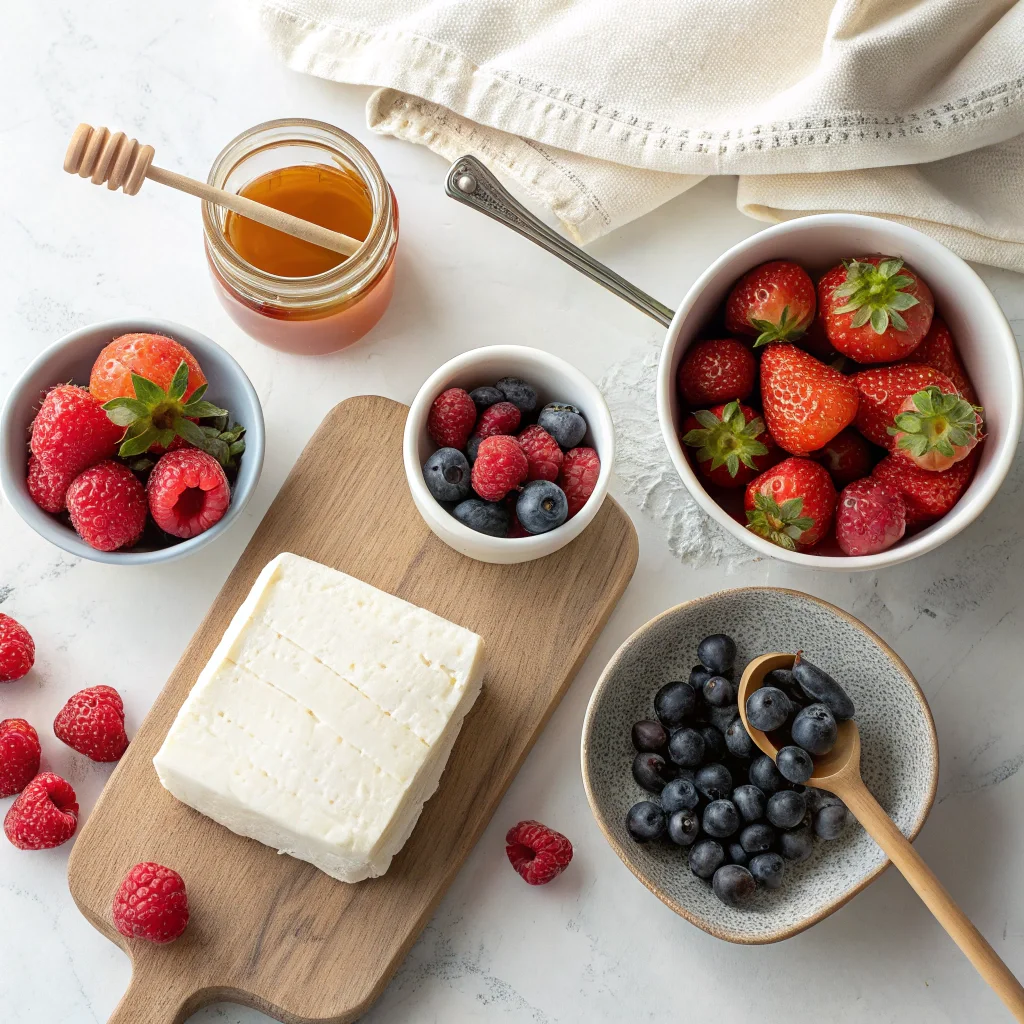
[830,258,919,334]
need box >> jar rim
[202,118,395,310]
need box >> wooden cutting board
[68,396,638,1024]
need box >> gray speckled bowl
[581,588,938,944]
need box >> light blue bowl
[0,318,264,565]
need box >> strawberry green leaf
[118,426,161,457]
[130,372,167,407]
[830,259,920,334]
[171,416,208,446]
[167,361,190,402]
[187,383,209,404]
[183,399,229,419]
[869,308,889,334]
[745,492,814,550]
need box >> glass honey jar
[202,118,398,355]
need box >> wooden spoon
[739,653,1024,1021]
[63,123,362,258]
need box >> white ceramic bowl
[404,345,614,563]
[656,214,1023,569]
[1,318,264,565]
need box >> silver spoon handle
[446,155,675,328]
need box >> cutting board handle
[107,966,199,1024]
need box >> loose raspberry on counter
[4,772,79,850]
[560,447,601,517]
[0,719,41,797]
[0,613,35,682]
[53,685,129,762]
[112,862,189,943]
[517,425,563,482]
[26,455,76,513]
[427,388,477,449]
[66,460,148,552]
[505,820,573,885]
[471,435,528,502]
[474,401,521,439]
[147,449,230,539]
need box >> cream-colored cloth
[257,0,1024,270]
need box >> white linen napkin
[256,0,1024,271]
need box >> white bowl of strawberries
[657,214,1022,569]
[1,318,264,565]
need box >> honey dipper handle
[839,775,1024,1020]
[146,165,362,258]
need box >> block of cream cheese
[153,552,484,882]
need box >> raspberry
[26,455,76,513]
[471,436,528,502]
[29,384,123,481]
[559,447,601,517]
[53,685,129,762]
[0,613,35,682]
[147,449,230,539]
[427,388,477,449]
[517,425,563,482]
[835,478,907,556]
[66,460,147,552]
[3,772,78,850]
[112,862,189,943]
[505,820,573,885]
[0,719,41,797]
[474,401,521,439]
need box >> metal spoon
[739,653,1024,1021]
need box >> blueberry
[749,851,786,890]
[660,776,700,814]
[703,675,737,708]
[727,841,750,867]
[495,376,537,413]
[695,762,733,801]
[766,789,807,829]
[791,703,838,756]
[703,799,740,839]
[469,386,504,412]
[745,687,792,732]
[697,724,726,762]
[712,864,756,907]
[537,402,587,449]
[814,803,849,840]
[776,745,814,784]
[631,720,668,753]
[422,448,472,502]
[725,717,756,759]
[739,822,775,854]
[791,652,855,720]
[667,809,701,846]
[466,434,484,463]
[749,754,786,794]
[688,839,725,880]
[632,751,675,793]
[731,784,766,823]
[515,480,568,535]
[777,826,814,863]
[667,727,705,768]
[654,680,696,728]
[709,704,740,733]
[805,788,844,815]
[697,634,736,674]
[452,498,510,537]
[626,801,666,842]
[689,664,714,691]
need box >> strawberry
[872,448,978,522]
[66,461,148,552]
[835,478,907,556]
[725,260,816,347]
[113,862,189,943]
[0,719,41,797]
[744,457,837,551]
[3,772,78,850]
[899,316,977,403]
[0,613,35,682]
[759,344,859,455]
[29,384,123,481]
[850,364,956,449]
[889,385,983,472]
[147,449,231,539]
[53,685,129,762]
[90,333,206,404]
[681,401,780,488]
[819,256,934,363]
[809,428,878,488]
[677,338,756,407]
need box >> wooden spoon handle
[841,776,1024,1020]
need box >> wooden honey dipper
[64,123,363,258]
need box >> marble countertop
[4,2,1024,1021]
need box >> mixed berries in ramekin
[677,256,984,558]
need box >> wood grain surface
[67,396,638,1024]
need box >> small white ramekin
[404,345,614,564]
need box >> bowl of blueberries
[581,587,938,943]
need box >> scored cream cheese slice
[153,552,484,882]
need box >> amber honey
[224,164,374,278]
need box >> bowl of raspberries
[1,318,264,564]
[656,214,1022,568]
[403,345,613,563]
